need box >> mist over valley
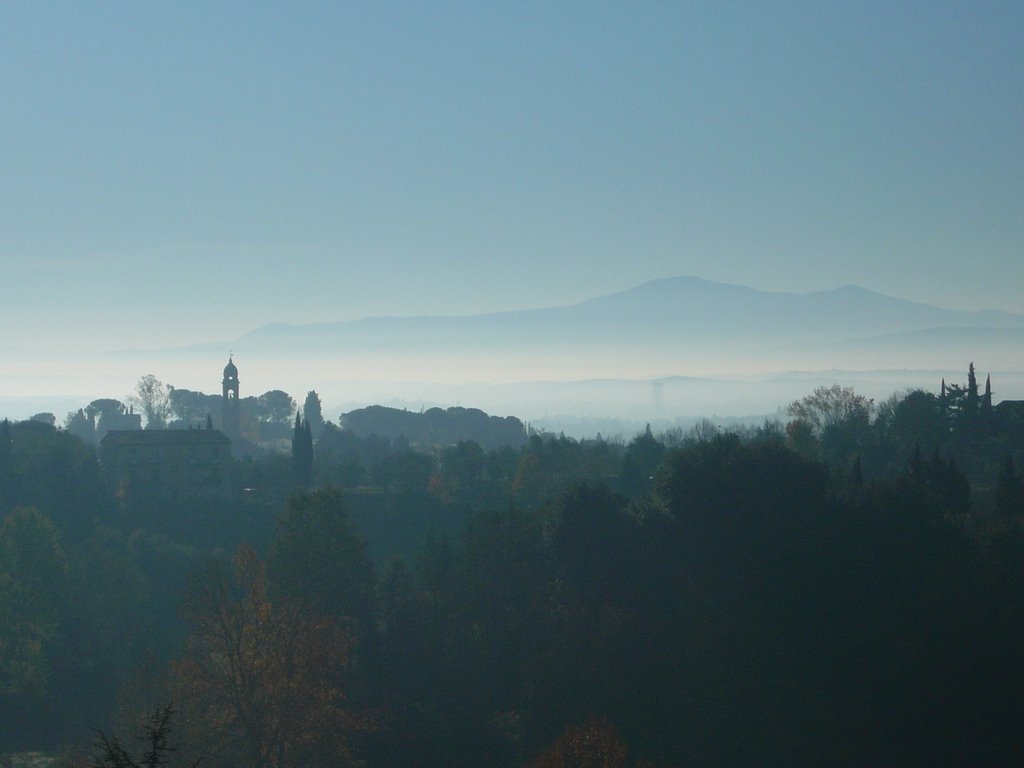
[4,277,1022,434]
[5,4,1024,764]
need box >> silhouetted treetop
[341,405,527,450]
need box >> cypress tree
[995,457,1024,517]
[850,453,864,488]
[303,390,325,439]
[0,418,12,513]
[291,412,313,487]
[966,362,979,415]
[0,418,10,460]
[939,378,949,426]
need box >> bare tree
[129,374,171,430]
[787,384,873,436]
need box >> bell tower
[222,355,240,444]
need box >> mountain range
[229,276,1024,368]
[6,277,1023,430]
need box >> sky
[2,1,1023,354]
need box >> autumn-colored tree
[172,545,359,768]
[0,506,68,696]
[528,720,635,768]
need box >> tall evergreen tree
[303,390,325,439]
[995,457,1024,517]
[0,419,12,513]
[966,362,980,416]
[92,704,198,768]
[267,486,375,629]
[619,424,665,497]
[850,453,864,489]
[939,378,950,427]
[304,418,314,482]
[292,412,313,488]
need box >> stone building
[100,424,232,499]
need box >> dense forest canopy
[2,365,1024,766]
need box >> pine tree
[92,703,197,768]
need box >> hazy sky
[2,2,1022,352]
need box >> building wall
[100,429,232,499]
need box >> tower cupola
[222,356,240,445]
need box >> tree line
[2,364,1024,765]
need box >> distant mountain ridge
[8,277,1022,427]
[235,276,1024,354]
